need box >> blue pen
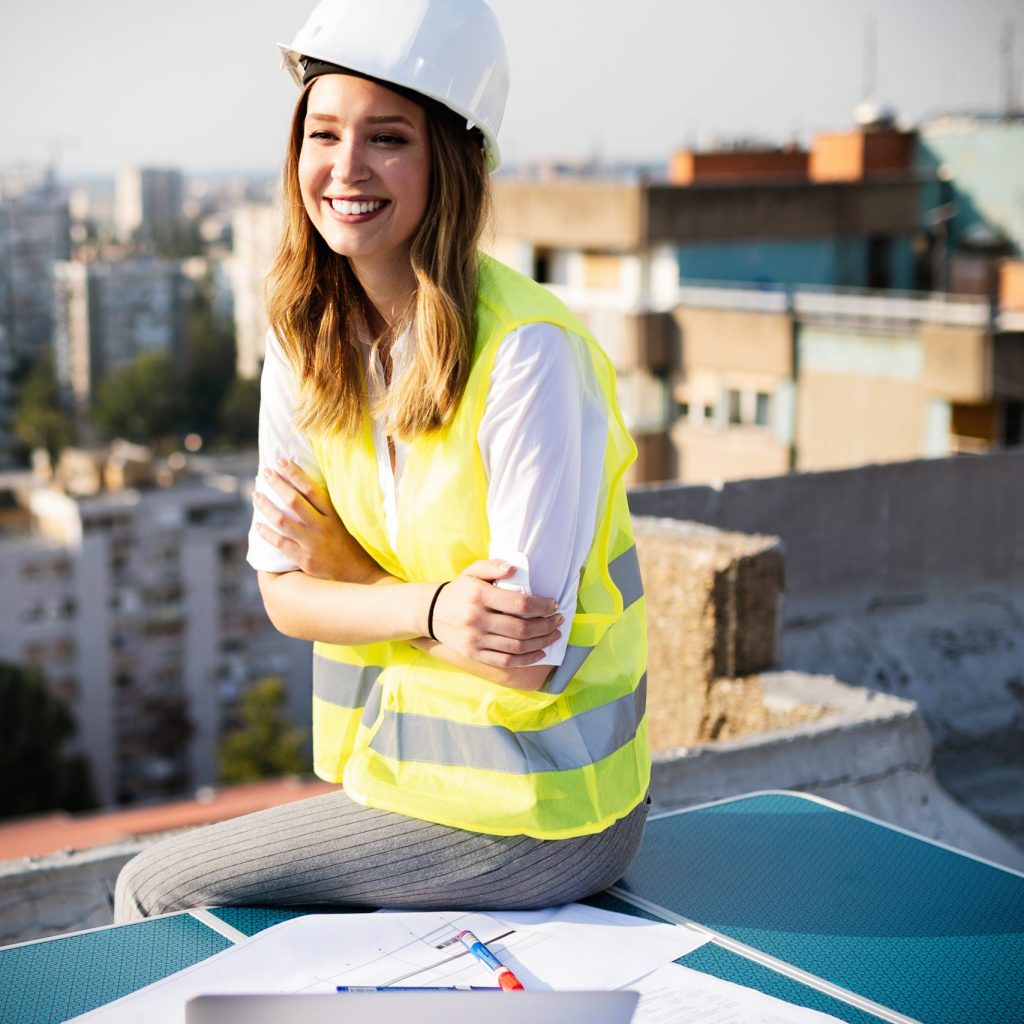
[336,985,500,992]
[457,930,525,990]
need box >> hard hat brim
[277,43,502,172]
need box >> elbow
[257,570,305,639]
[497,663,553,692]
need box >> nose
[330,136,370,186]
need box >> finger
[263,468,319,523]
[480,627,562,656]
[480,585,560,619]
[481,609,564,642]
[460,559,516,583]
[255,522,302,561]
[252,491,308,541]
[254,521,287,551]
[275,458,333,516]
[472,648,547,669]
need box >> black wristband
[426,582,451,642]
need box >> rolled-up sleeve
[479,322,608,665]
[246,330,325,573]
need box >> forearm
[409,637,552,691]
[258,568,435,645]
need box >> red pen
[457,929,525,991]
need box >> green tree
[0,661,98,819]
[183,280,237,439]
[151,218,204,259]
[218,376,261,447]
[218,677,307,783]
[92,351,187,443]
[14,349,76,462]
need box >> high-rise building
[229,202,280,379]
[115,168,184,243]
[0,169,71,464]
[53,257,185,410]
[0,169,71,364]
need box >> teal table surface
[614,792,1024,1024]
[3,791,1021,1024]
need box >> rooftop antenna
[1002,20,1018,117]
[863,15,877,103]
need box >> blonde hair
[266,82,491,439]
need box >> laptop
[186,990,640,1023]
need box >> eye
[308,129,337,141]
[372,133,408,146]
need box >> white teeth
[330,199,384,215]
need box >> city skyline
[2,0,1021,177]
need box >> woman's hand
[428,560,563,669]
[253,458,381,583]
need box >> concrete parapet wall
[650,672,1024,872]
[630,450,1024,620]
[630,454,1024,850]
[635,517,787,750]
[0,844,139,947]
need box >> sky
[1,0,1021,178]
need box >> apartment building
[0,456,310,806]
[0,170,71,464]
[115,168,185,244]
[488,119,1024,484]
[53,256,187,411]
[229,201,280,379]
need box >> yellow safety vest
[308,254,649,839]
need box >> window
[533,248,552,284]
[727,390,742,425]
[19,602,46,624]
[755,392,772,427]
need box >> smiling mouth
[329,198,387,215]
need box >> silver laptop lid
[186,990,639,1024]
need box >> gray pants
[114,789,649,924]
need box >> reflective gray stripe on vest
[313,656,381,710]
[609,544,644,611]
[545,544,644,694]
[368,673,646,775]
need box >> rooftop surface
[0,776,336,861]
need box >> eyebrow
[305,112,418,129]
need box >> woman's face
[298,74,431,276]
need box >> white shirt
[246,323,608,665]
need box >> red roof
[0,776,338,861]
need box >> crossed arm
[253,459,561,691]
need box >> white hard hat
[279,0,510,171]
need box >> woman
[114,0,649,924]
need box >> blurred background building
[53,257,187,414]
[114,168,184,245]
[0,449,309,808]
[229,201,280,380]
[0,169,71,465]
[487,113,1024,484]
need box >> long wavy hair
[266,80,491,439]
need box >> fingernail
[556,615,564,625]
[276,456,287,468]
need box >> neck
[349,249,417,336]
